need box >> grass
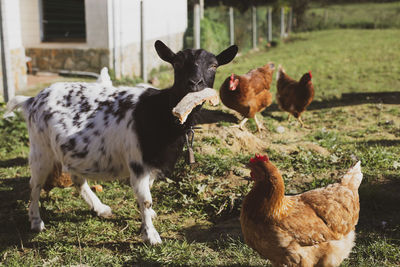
[303,2,400,31]
[1,28,400,266]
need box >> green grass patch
[1,28,399,266]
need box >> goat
[7,40,238,244]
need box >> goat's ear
[155,40,176,64]
[216,45,238,66]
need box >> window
[41,0,86,42]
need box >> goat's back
[22,82,146,180]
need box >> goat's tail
[4,95,32,119]
[97,67,112,87]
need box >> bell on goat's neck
[186,146,195,164]
[185,127,197,164]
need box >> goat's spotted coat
[7,41,238,244]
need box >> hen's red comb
[308,71,312,79]
[250,154,269,163]
[230,73,235,81]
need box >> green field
[303,2,400,31]
[1,28,400,266]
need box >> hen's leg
[297,116,310,128]
[230,118,248,130]
[254,115,264,132]
[238,118,248,130]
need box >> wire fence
[185,5,293,53]
[184,1,400,53]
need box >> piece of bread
[172,88,219,124]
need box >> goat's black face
[155,40,238,94]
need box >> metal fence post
[193,2,200,49]
[229,6,234,45]
[280,7,285,38]
[252,6,257,49]
[140,0,147,82]
[268,7,272,42]
[0,0,15,102]
[288,7,293,34]
[199,0,204,19]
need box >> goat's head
[155,40,238,95]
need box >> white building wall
[19,0,41,47]
[144,0,187,41]
[1,0,27,92]
[18,0,188,77]
[86,0,109,48]
[3,0,23,49]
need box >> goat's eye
[209,64,217,71]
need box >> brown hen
[219,63,275,131]
[240,154,362,267]
[276,65,314,127]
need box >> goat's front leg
[71,175,112,218]
[130,171,161,245]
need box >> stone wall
[25,31,184,78]
[25,48,110,73]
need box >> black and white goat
[7,40,238,244]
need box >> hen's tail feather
[341,161,363,190]
[276,65,285,81]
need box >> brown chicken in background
[240,154,362,267]
[219,63,275,131]
[276,65,314,127]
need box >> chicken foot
[254,116,264,132]
[231,116,264,132]
[230,118,248,130]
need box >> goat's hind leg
[71,175,112,217]
[28,155,56,231]
[130,170,161,245]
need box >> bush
[200,17,230,53]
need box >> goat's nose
[189,78,203,86]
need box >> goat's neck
[168,86,188,107]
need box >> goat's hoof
[141,226,162,245]
[31,219,45,232]
[96,204,112,218]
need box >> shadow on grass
[0,157,28,168]
[358,178,400,233]
[196,108,238,125]
[262,91,400,115]
[198,92,400,124]
[183,216,242,243]
[354,139,400,147]
[354,178,400,261]
[0,176,35,251]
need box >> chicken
[219,63,275,131]
[240,154,362,267]
[276,65,314,128]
